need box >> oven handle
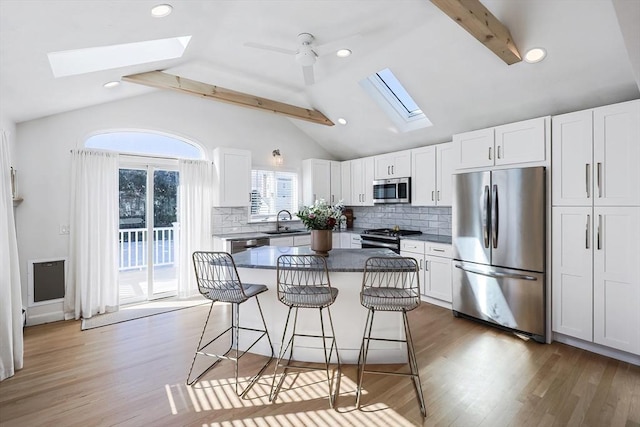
[361,239,399,250]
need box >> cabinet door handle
[314,194,317,202]
[488,147,492,160]
[432,248,445,253]
[497,145,501,159]
[437,190,440,201]
[585,164,591,198]
[425,260,429,271]
[597,162,602,198]
[387,166,390,175]
[431,190,435,201]
[331,195,334,203]
[391,165,394,175]
[419,259,423,270]
[597,214,602,250]
[586,214,590,249]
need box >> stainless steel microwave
[373,177,411,204]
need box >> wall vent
[28,258,66,307]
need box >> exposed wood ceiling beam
[430,0,522,65]
[122,71,334,126]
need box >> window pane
[251,169,298,218]
[376,68,421,115]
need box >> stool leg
[270,306,296,403]
[356,308,375,408]
[233,302,240,395]
[320,306,341,408]
[402,310,427,418]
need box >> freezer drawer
[452,261,545,341]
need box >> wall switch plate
[59,225,70,235]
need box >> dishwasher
[230,237,269,254]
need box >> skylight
[360,68,432,133]
[48,36,191,78]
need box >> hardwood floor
[1,302,638,426]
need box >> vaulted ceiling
[1,0,638,160]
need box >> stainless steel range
[360,228,422,253]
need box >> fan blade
[302,65,315,85]
[244,42,296,55]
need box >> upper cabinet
[411,142,454,206]
[453,117,547,170]
[553,100,640,207]
[212,147,251,207]
[302,159,342,206]
[351,156,375,206]
[340,161,352,205]
[374,150,411,179]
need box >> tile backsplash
[350,205,452,236]
[212,205,451,236]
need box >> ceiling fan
[244,32,352,86]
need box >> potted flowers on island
[296,199,344,256]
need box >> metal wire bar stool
[356,256,426,418]
[186,251,274,398]
[270,254,341,408]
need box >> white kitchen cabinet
[351,157,375,206]
[340,161,352,205]
[593,207,640,354]
[302,159,343,206]
[411,142,454,206]
[350,233,362,248]
[401,239,452,304]
[552,100,640,207]
[551,207,594,341]
[330,161,342,204]
[453,117,546,170]
[374,150,412,179]
[269,234,311,247]
[212,147,251,207]
[552,206,640,355]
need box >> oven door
[360,235,400,253]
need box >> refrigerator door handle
[483,185,490,248]
[454,264,538,281]
[491,184,499,249]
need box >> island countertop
[232,246,398,272]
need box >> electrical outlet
[59,225,70,235]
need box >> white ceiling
[1,0,639,160]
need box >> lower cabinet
[552,206,640,355]
[401,239,452,306]
[269,235,311,248]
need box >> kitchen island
[231,246,408,364]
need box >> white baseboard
[553,333,640,366]
[421,295,452,310]
[26,310,65,326]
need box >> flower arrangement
[296,199,344,230]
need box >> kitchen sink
[263,229,307,235]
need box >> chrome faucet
[276,209,292,231]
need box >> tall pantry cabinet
[552,99,640,356]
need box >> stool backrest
[276,255,331,304]
[192,251,246,301]
[361,256,420,300]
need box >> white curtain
[177,159,214,297]
[64,150,119,320]
[0,130,23,381]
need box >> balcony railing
[119,226,176,270]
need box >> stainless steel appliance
[230,237,269,254]
[452,166,546,342]
[373,177,411,204]
[361,228,422,253]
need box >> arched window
[85,131,203,159]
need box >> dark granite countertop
[215,227,368,242]
[400,234,452,245]
[232,246,398,272]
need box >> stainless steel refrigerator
[452,166,546,342]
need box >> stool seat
[361,287,420,311]
[202,282,268,303]
[279,285,338,308]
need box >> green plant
[296,199,344,230]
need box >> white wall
[14,91,334,323]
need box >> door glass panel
[151,170,178,297]
[118,168,149,303]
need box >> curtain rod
[68,149,198,162]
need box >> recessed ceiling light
[337,117,348,125]
[524,47,546,63]
[336,49,352,58]
[103,81,120,88]
[151,4,173,18]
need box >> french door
[118,163,179,303]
